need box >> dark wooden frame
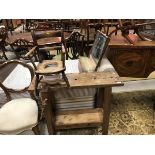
[0,60,34,93]
[65,30,85,59]
[31,29,66,62]
[0,27,8,60]
[89,30,110,71]
[0,60,40,135]
[29,30,70,95]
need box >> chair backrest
[66,30,84,59]
[10,38,34,59]
[86,22,105,45]
[0,60,34,94]
[89,30,110,71]
[31,29,66,64]
[31,29,64,45]
[25,20,39,31]
[26,20,63,32]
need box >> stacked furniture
[27,30,123,134]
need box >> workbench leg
[101,87,112,135]
[41,90,56,135]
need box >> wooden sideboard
[107,35,155,78]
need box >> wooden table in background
[6,32,71,45]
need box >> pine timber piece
[66,71,123,88]
[55,108,103,129]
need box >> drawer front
[112,49,148,77]
[149,50,155,72]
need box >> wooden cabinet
[149,51,155,73]
[108,35,155,78]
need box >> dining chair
[10,38,38,63]
[86,22,106,47]
[0,60,42,135]
[65,30,85,60]
[25,20,39,32]
[0,27,16,61]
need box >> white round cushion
[0,98,38,134]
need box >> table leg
[99,87,112,135]
[106,26,110,36]
[40,90,56,135]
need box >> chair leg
[62,71,70,87]
[32,124,40,135]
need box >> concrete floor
[113,78,155,93]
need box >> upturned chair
[86,22,106,46]
[0,60,42,134]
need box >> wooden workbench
[28,71,123,135]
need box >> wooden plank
[41,89,56,134]
[66,72,123,88]
[55,108,103,129]
[102,87,112,135]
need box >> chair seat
[79,57,115,73]
[79,56,96,72]
[36,60,65,74]
[0,98,38,134]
